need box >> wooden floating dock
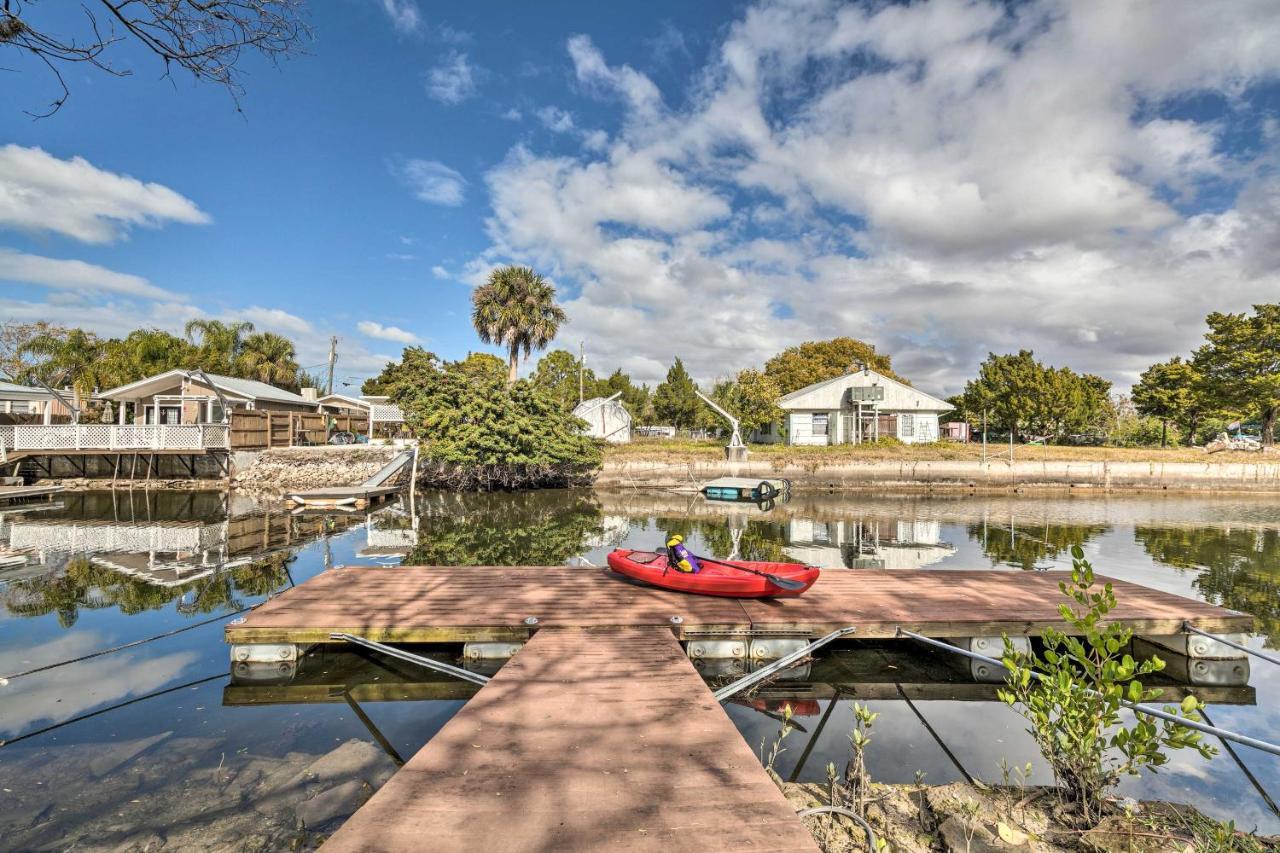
[225,565,1252,645]
[0,483,63,504]
[322,627,820,853]
[224,565,1252,851]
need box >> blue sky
[2,0,1278,393]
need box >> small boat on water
[606,549,820,598]
[700,477,791,503]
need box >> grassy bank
[605,437,1271,464]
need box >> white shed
[775,367,952,446]
[573,394,632,443]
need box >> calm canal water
[1,488,1279,847]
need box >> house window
[759,422,771,436]
[209,401,226,423]
[900,413,915,438]
[812,413,829,436]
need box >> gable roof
[777,368,952,411]
[100,369,314,406]
[0,379,54,399]
[318,393,371,409]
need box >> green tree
[598,368,648,418]
[960,351,1109,441]
[18,327,106,407]
[362,346,439,396]
[387,351,602,489]
[1193,304,1280,445]
[471,265,567,385]
[707,369,782,436]
[652,358,700,430]
[999,547,1214,823]
[184,319,254,375]
[532,348,596,409]
[0,321,68,380]
[1132,356,1211,447]
[764,337,901,396]
[236,331,300,389]
[100,329,195,388]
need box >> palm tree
[184,319,254,374]
[471,265,567,385]
[18,328,105,408]
[236,332,301,389]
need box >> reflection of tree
[1136,526,1280,647]
[406,491,604,565]
[2,554,292,625]
[696,519,790,562]
[967,521,1109,571]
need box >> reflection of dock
[0,484,63,505]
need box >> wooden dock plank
[225,566,1252,645]
[321,627,819,853]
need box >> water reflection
[2,488,1280,842]
[1136,526,1280,647]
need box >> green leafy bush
[380,347,602,489]
[999,546,1215,824]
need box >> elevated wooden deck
[321,627,819,852]
[225,565,1253,645]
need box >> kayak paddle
[689,553,808,591]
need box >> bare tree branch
[1,0,310,116]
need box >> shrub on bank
[383,348,602,490]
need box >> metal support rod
[1201,707,1280,818]
[896,684,975,785]
[714,627,857,702]
[788,688,842,783]
[897,628,1280,758]
[331,633,491,686]
[695,389,744,448]
[343,692,406,767]
[1183,622,1280,667]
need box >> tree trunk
[1264,406,1277,447]
[1160,419,1167,448]
[507,348,519,386]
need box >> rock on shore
[232,446,401,496]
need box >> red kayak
[606,549,820,598]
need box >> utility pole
[578,340,585,405]
[326,336,338,396]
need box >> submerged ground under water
[1,488,1279,847]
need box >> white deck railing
[0,424,230,452]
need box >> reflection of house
[767,367,952,446]
[784,518,956,569]
[100,370,318,425]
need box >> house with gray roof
[99,369,318,425]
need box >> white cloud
[358,320,421,344]
[386,252,417,261]
[0,145,209,244]
[431,265,450,279]
[0,248,184,301]
[394,159,467,206]
[425,51,477,104]
[377,0,421,34]
[474,0,1280,391]
[536,106,576,134]
[238,306,314,337]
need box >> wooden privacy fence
[230,410,371,450]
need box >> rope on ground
[0,607,251,683]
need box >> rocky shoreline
[230,446,400,497]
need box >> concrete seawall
[598,457,1280,493]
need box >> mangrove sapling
[998,545,1216,825]
[760,703,795,787]
[844,703,878,816]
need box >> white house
[573,394,631,443]
[99,370,318,425]
[770,367,953,445]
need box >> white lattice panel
[9,522,206,553]
[369,404,404,423]
[0,426,13,450]
[366,527,416,548]
[9,424,226,451]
